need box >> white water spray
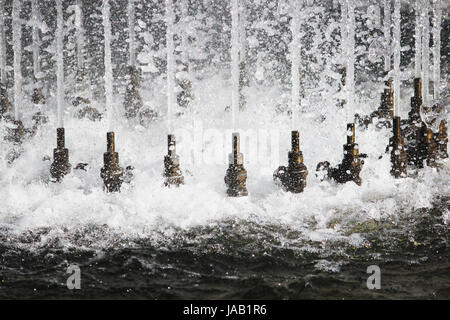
[12,0,22,121]
[0,0,6,85]
[128,0,136,67]
[290,0,301,130]
[432,0,441,101]
[56,0,64,127]
[383,0,391,73]
[414,0,422,78]
[393,0,401,117]
[231,0,239,130]
[166,0,175,133]
[102,0,114,131]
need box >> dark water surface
[0,197,448,300]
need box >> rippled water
[1,195,448,299]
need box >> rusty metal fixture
[100,132,124,193]
[424,127,439,168]
[435,120,448,160]
[50,127,72,182]
[388,116,407,178]
[163,134,184,187]
[316,123,366,186]
[274,130,308,193]
[404,79,446,168]
[0,82,11,117]
[224,133,248,197]
[124,65,143,119]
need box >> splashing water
[0,1,448,299]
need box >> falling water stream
[12,0,21,121]
[393,0,401,117]
[56,0,64,128]
[165,0,175,133]
[231,0,239,130]
[0,0,5,86]
[103,0,114,131]
[290,0,301,130]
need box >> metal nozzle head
[393,116,401,137]
[168,134,176,154]
[386,77,393,88]
[107,132,115,153]
[346,123,355,144]
[414,78,422,98]
[291,130,299,153]
[56,127,65,149]
[232,132,240,157]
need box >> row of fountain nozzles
[48,128,184,192]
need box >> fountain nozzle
[316,123,366,186]
[388,116,407,178]
[164,134,184,187]
[50,127,71,182]
[100,131,124,192]
[274,130,308,193]
[224,133,248,197]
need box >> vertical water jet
[0,0,11,118]
[368,0,394,127]
[101,0,123,192]
[238,1,249,110]
[316,0,365,185]
[388,0,407,178]
[176,1,193,109]
[431,0,447,161]
[30,0,45,106]
[421,1,430,107]
[7,0,24,144]
[225,0,248,196]
[50,0,71,182]
[163,0,184,187]
[123,0,143,119]
[274,0,307,193]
